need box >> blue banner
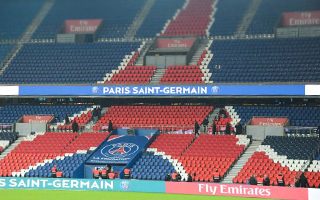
[18,84,306,96]
[0,177,165,192]
[86,136,149,164]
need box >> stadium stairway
[124,0,156,40]
[0,137,24,160]
[235,0,262,36]
[222,140,261,183]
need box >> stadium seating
[25,132,108,178]
[108,66,156,84]
[93,105,213,131]
[0,105,89,124]
[160,65,204,84]
[33,0,146,39]
[0,0,43,39]
[306,160,320,188]
[162,0,213,36]
[0,45,13,64]
[131,152,175,180]
[0,42,140,84]
[208,38,320,83]
[0,132,77,176]
[231,105,320,127]
[209,0,251,36]
[0,131,18,145]
[234,136,320,186]
[136,0,185,38]
[57,108,94,131]
[247,0,320,34]
[181,135,248,182]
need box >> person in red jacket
[123,168,131,179]
[257,174,264,186]
[277,173,285,186]
[213,169,220,182]
[93,167,100,179]
[51,165,57,178]
[56,171,63,178]
[101,168,108,179]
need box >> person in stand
[194,121,200,136]
[165,173,171,181]
[202,117,209,133]
[72,121,79,133]
[51,165,57,178]
[317,125,320,137]
[123,168,131,179]
[93,167,100,179]
[187,173,193,182]
[249,174,257,185]
[105,164,112,174]
[277,173,285,186]
[213,169,220,183]
[263,174,270,186]
[297,173,309,188]
[257,174,264,186]
[101,167,108,179]
[65,114,70,124]
[171,172,178,181]
[225,122,231,135]
[212,122,217,135]
[56,171,63,178]
[108,171,115,179]
[108,120,113,133]
[235,122,243,135]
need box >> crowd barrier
[0,177,319,200]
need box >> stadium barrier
[0,178,319,199]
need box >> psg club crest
[120,180,130,191]
[211,86,220,93]
[91,86,99,94]
[101,143,139,158]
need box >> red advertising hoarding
[250,117,288,126]
[156,38,196,49]
[282,11,320,27]
[166,182,308,200]
[22,115,53,123]
[64,19,102,34]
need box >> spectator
[263,175,270,186]
[213,169,220,183]
[249,175,257,185]
[187,174,193,182]
[105,164,112,173]
[72,121,79,133]
[65,114,70,124]
[212,123,216,135]
[108,172,115,179]
[108,120,113,133]
[194,121,200,136]
[101,167,108,179]
[317,125,320,137]
[257,174,264,186]
[225,122,231,135]
[165,173,171,181]
[171,172,178,181]
[92,108,98,122]
[277,173,285,186]
[235,122,243,135]
[297,173,309,188]
[92,167,100,179]
[123,168,131,179]
[56,171,63,178]
[97,107,102,119]
[51,165,57,178]
[202,117,209,133]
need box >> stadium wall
[0,177,319,200]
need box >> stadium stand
[0,45,13,64]
[0,0,43,39]
[0,42,140,84]
[108,65,157,84]
[131,134,194,180]
[0,131,19,155]
[209,0,251,36]
[25,132,109,178]
[0,132,77,177]
[234,136,320,186]
[228,105,320,127]
[181,135,249,182]
[208,38,320,83]
[33,0,146,39]
[162,0,214,36]
[306,160,320,188]
[0,105,89,124]
[93,105,213,131]
[247,0,320,34]
[136,0,185,38]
